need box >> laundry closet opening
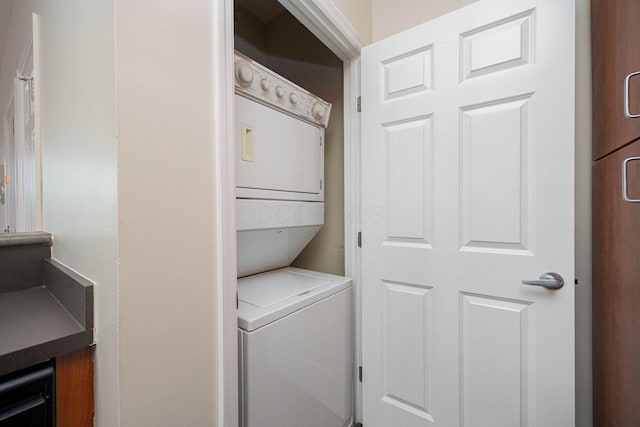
[231,2,353,426]
[234,0,345,276]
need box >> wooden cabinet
[592,1,640,423]
[56,347,94,427]
[593,140,640,426]
[592,0,640,159]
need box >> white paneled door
[361,0,575,426]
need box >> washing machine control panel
[234,51,332,128]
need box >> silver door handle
[625,71,640,118]
[622,157,640,203]
[522,272,564,290]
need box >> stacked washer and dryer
[234,51,354,427]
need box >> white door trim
[214,0,364,425]
[213,1,238,426]
[277,0,365,59]
[343,55,363,422]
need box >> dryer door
[235,95,324,202]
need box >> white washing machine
[234,51,353,427]
[238,268,353,427]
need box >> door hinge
[18,76,35,102]
[357,96,361,112]
[359,366,363,382]
[357,232,362,248]
[320,179,323,190]
[236,290,239,309]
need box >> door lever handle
[522,272,564,290]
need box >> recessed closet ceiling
[235,0,285,23]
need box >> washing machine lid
[239,269,331,307]
[237,267,352,332]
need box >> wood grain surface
[593,139,640,426]
[592,0,640,160]
[56,347,94,427]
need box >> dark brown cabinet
[592,1,640,423]
[593,140,640,426]
[592,0,640,160]
[0,361,55,426]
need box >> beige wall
[372,0,478,41]
[0,1,120,426]
[115,0,218,425]
[38,3,119,425]
[330,0,372,44]
[3,1,221,425]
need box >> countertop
[0,233,94,376]
[0,286,93,375]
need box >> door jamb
[214,0,365,425]
[212,1,238,426]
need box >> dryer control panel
[234,51,332,128]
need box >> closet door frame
[212,1,364,426]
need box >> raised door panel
[460,294,533,427]
[593,139,640,426]
[592,0,640,159]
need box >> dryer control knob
[312,102,326,120]
[236,62,254,85]
[289,93,299,104]
[275,86,285,98]
[260,78,271,91]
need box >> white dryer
[234,51,353,427]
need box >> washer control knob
[289,93,299,104]
[235,62,254,85]
[275,86,285,98]
[260,78,271,91]
[312,102,326,120]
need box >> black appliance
[0,361,55,426]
